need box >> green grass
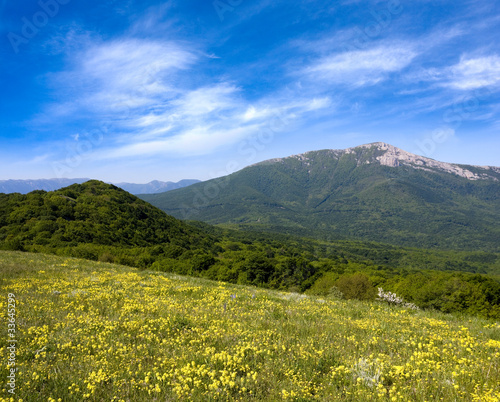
[0,251,499,401]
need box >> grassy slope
[1,251,499,401]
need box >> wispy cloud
[445,55,500,90]
[302,43,418,87]
[72,38,196,111]
[407,54,500,91]
[102,124,263,158]
[37,31,333,161]
[170,84,241,117]
[102,91,332,159]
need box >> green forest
[0,180,499,319]
[141,148,500,252]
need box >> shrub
[335,273,376,301]
[98,252,115,263]
[4,237,25,251]
[306,272,340,296]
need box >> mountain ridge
[255,142,500,181]
[140,142,500,252]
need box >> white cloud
[100,124,263,158]
[82,39,195,108]
[446,55,500,90]
[82,40,191,85]
[409,55,500,91]
[47,38,196,119]
[306,97,332,110]
[36,33,335,162]
[243,106,258,121]
[170,84,240,116]
[102,94,331,159]
[303,44,417,87]
[241,105,287,122]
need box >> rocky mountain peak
[349,142,499,180]
[266,142,498,181]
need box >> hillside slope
[116,179,200,194]
[1,251,498,401]
[140,143,500,251]
[1,182,498,319]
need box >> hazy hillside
[116,179,200,194]
[140,143,500,252]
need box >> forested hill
[140,143,500,252]
[0,180,499,319]
[0,180,213,256]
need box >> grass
[0,250,499,401]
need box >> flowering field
[0,251,499,401]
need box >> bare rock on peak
[264,142,498,181]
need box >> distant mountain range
[0,178,200,194]
[114,179,200,194]
[140,142,500,252]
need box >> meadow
[0,251,499,401]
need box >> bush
[151,258,190,274]
[5,237,25,251]
[98,252,115,263]
[306,272,340,296]
[70,244,99,261]
[335,273,376,301]
[190,253,216,273]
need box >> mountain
[0,178,200,194]
[116,179,200,194]
[0,180,213,261]
[139,142,500,252]
[0,178,90,194]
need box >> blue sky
[1,0,499,182]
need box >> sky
[1,0,499,183]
